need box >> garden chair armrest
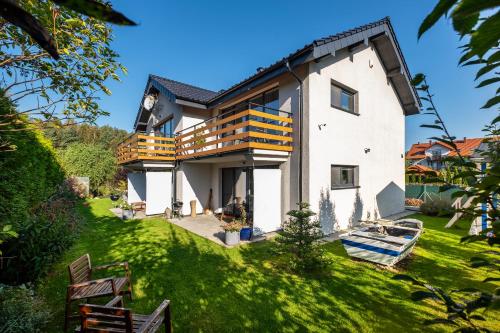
[105,296,124,307]
[139,300,171,332]
[93,261,129,271]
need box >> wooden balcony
[175,107,293,160]
[117,133,175,165]
[117,106,293,165]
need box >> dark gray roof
[136,17,419,129]
[150,75,218,103]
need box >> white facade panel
[145,171,172,215]
[253,168,282,235]
[307,45,406,231]
[127,172,146,204]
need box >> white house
[118,17,420,235]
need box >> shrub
[405,198,423,207]
[275,202,329,272]
[0,182,83,283]
[0,90,83,283]
[0,284,51,332]
[420,199,454,217]
[59,143,117,195]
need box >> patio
[168,214,273,247]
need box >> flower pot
[225,230,240,246]
[240,227,252,241]
[122,209,133,220]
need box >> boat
[340,218,423,266]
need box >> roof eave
[312,22,420,116]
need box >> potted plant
[120,202,134,220]
[238,204,252,241]
[223,221,242,246]
[110,189,121,201]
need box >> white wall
[307,45,406,231]
[179,163,212,215]
[127,172,146,204]
[145,171,172,215]
[253,168,282,235]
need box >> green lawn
[39,198,499,332]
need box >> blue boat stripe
[481,202,488,231]
[342,239,401,257]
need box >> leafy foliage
[275,202,329,272]
[0,181,83,283]
[395,1,500,330]
[0,90,65,251]
[0,0,128,127]
[0,0,135,60]
[44,121,129,150]
[0,90,83,283]
[58,142,117,194]
[393,273,499,332]
[417,0,499,110]
[0,283,51,332]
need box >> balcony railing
[175,104,293,160]
[117,133,175,164]
[117,104,294,164]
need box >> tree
[0,0,136,60]
[44,121,129,150]
[275,202,329,272]
[59,143,116,194]
[0,0,130,128]
[393,1,500,330]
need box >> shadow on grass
[38,201,499,333]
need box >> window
[331,81,357,114]
[154,117,173,137]
[331,165,359,189]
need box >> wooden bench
[65,254,134,332]
[76,296,171,333]
[131,201,146,213]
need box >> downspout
[286,60,303,204]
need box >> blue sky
[98,0,496,149]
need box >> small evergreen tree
[275,202,328,272]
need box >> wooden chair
[76,296,171,333]
[65,254,133,332]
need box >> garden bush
[0,91,82,284]
[0,284,51,332]
[420,199,454,217]
[58,143,117,195]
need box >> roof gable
[134,17,420,130]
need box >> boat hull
[341,219,423,266]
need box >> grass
[38,198,499,332]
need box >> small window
[331,165,359,189]
[331,81,357,114]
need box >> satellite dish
[143,94,156,111]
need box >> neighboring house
[406,137,484,170]
[118,17,420,235]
